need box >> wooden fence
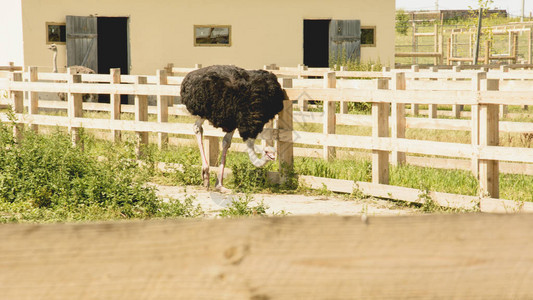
[0,62,22,72]
[2,214,532,299]
[396,23,533,67]
[1,66,533,212]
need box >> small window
[361,26,376,47]
[194,25,231,46]
[46,22,66,44]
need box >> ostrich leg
[216,130,235,193]
[193,118,210,188]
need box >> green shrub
[0,121,201,223]
[219,194,268,217]
[164,146,204,186]
[229,158,270,192]
[396,9,410,35]
[155,195,203,218]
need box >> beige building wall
[21,0,395,74]
[1,0,23,66]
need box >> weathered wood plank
[299,175,533,212]
[372,79,390,184]
[1,215,532,299]
[7,81,181,96]
[323,72,336,160]
[110,68,122,142]
[28,67,39,132]
[157,69,169,149]
[391,72,406,165]
[67,68,83,145]
[285,88,480,105]
[134,76,148,156]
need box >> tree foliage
[396,9,410,36]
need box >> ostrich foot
[215,184,232,194]
[202,167,210,189]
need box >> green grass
[296,156,371,182]
[0,120,203,223]
[219,194,269,217]
[500,173,533,202]
[390,164,479,196]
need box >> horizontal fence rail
[1,65,533,212]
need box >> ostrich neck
[246,139,269,167]
[52,51,58,73]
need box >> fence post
[484,40,491,65]
[323,71,336,160]
[261,70,278,150]
[28,67,39,132]
[157,69,169,149]
[479,78,500,198]
[434,23,439,65]
[164,63,174,76]
[471,71,486,178]
[277,78,294,183]
[297,64,306,79]
[529,27,533,64]
[67,68,83,147]
[497,64,510,116]
[512,32,518,64]
[263,63,278,71]
[452,65,462,118]
[10,72,24,141]
[337,71,349,114]
[447,37,452,65]
[298,95,308,112]
[135,76,148,157]
[391,72,406,165]
[428,66,438,119]
[261,119,274,149]
[412,21,417,65]
[372,79,390,184]
[110,68,122,142]
[410,65,419,116]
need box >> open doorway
[303,19,361,68]
[97,17,129,77]
[304,19,330,68]
[97,17,129,103]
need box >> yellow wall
[21,0,395,74]
[1,0,23,66]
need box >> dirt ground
[155,184,418,218]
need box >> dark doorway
[304,20,330,68]
[97,17,129,103]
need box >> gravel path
[154,185,418,218]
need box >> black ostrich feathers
[180,65,285,141]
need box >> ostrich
[48,43,97,102]
[181,65,285,192]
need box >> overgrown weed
[219,194,269,217]
[0,117,202,223]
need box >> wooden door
[329,20,361,64]
[66,16,98,73]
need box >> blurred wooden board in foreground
[1,214,532,299]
